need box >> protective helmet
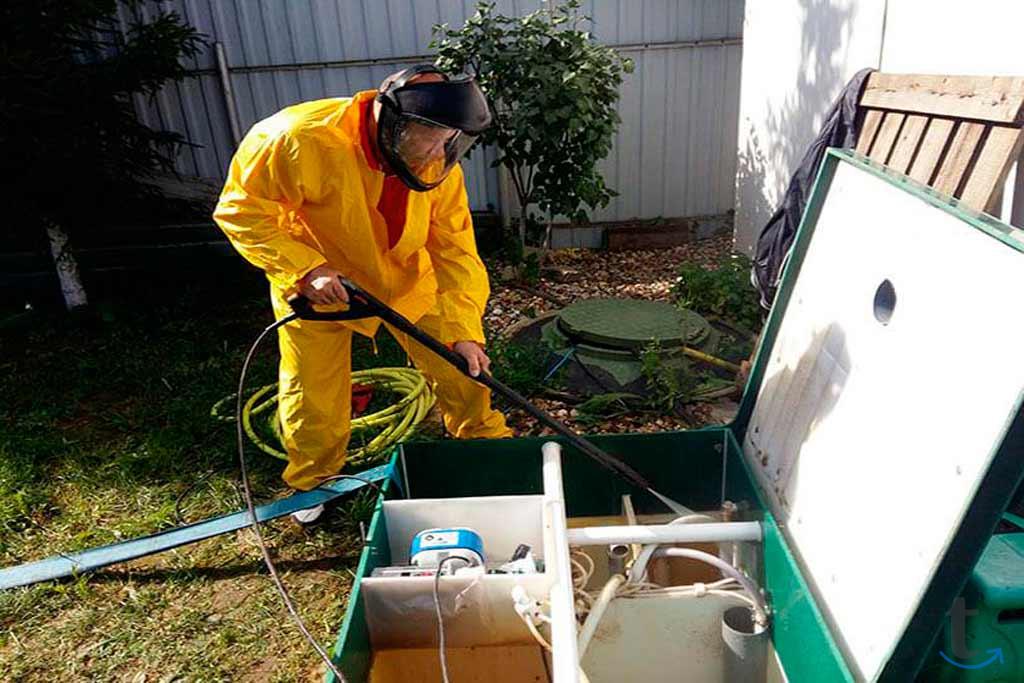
[375,64,492,192]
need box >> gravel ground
[482,233,738,434]
[501,397,715,436]
[484,233,733,337]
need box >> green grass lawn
[0,269,417,681]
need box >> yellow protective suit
[214,90,511,491]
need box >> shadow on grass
[0,264,413,564]
[84,551,364,586]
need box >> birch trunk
[45,219,89,310]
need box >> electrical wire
[615,577,761,612]
[515,597,594,683]
[543,347,575,382]
[523,613,553,652]
[570,548,595,589]
[236,314,349,682]
[433,555,473,683]
[171,423,235,524]
[232,308,713,678]
[575,567,767,661]
[570,525,772,660]
[570,547,597,621]
[616,576,738,597]
[648,547,769,626]
[173,468,217,525]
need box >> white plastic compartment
[581,592,752,682]
[361,494,555,648]
[580,590,784,683]
[363,444,581,682]
[569,509,777,683]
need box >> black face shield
[375,65,492,192]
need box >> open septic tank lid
[736,149,1024,681]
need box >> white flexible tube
[626,514,717,583]
[649,548,769,626]
[514,596,593,683]
[577,574,626,658]
[524,616,553,651]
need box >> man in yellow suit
[214,65,511,522]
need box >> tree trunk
[45,219,89,311]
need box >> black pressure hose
[234,277,689,680]
[235,313,354,681]
[288,279,690,515]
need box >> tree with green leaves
[1,1,204,311]
[431,0,632,250]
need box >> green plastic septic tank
[920,516,1024,682]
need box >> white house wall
[734,0,1024,255]
[733,0,885,255]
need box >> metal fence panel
[124,0,742,217]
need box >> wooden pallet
[855,73,1024,214]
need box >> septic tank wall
[328,428,800,682]
[395,430,754,516]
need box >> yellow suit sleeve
[213,128,327,292]
[426,164,491,345]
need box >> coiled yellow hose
[211,367,435,468]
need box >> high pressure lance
[286,277,690,515]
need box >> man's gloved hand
[453,341,491,377]
[298,265,350,305]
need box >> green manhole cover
[556,298,711,351]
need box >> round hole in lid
[873,279,896,325]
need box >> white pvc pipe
[577,574,625,659]
[215,42,243,145]
[567,521,762,547]
[542,442,580,683]
[628,514,717,584]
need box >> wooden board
[868,112,905,164]
[854,72,1024,215]
[855,110,883,155]
[860,73,1024,124]
[907,118,955,185]
[605,223,695,251]
[886,114,929,174]
[960,125,1024,212]
[933,122,986,196]
[370,646,550,682]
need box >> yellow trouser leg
[386,312,512,440]
[275,316,353,491]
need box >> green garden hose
[211,367,435,468]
